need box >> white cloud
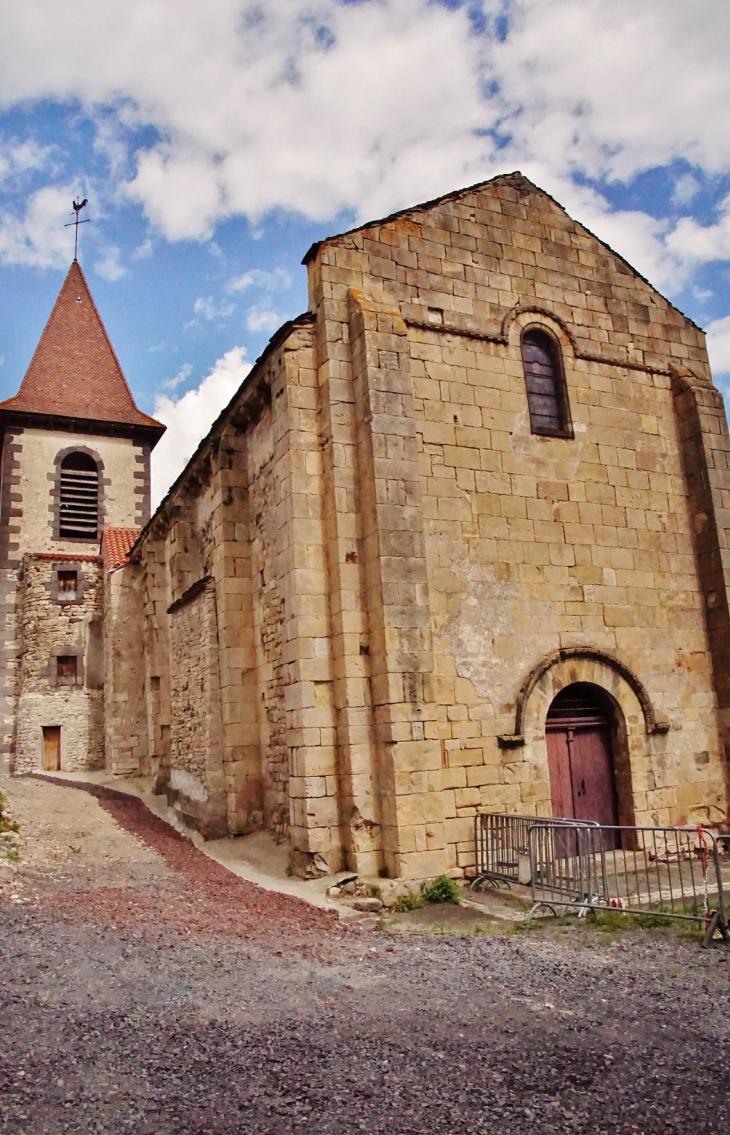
[0,2,730,297]
[665,196,730,267]
[151,346,251,505]
[492,0,730,182]
[95,244,125,280]
[161,362,193,391]
[132,238,153,260]
[0,139,53,184]
[0,1,492,240]
[672,174,701,208]
[0,184,80,268]
[706,315,730,377]
[192,294,236,322]
[228,267,291,292]
[245,304,281,333]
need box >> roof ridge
[302,171,529,263]
[302,170,702,332]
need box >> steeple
[0,260,164,442]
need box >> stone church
[2,172,729,881]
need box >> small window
[59,452,99,539]
[57,570,78,600]
[521,328,572,437]
[56,655,78,684]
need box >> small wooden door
[42,726,61,771]
[546,684,619,846]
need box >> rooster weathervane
[65,197,90,259]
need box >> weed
[677,925,704,943]
[586,908,673,933]
[0,790,19,863]
[514,918,550,933]
[0,790,19,834]
[422,875,461,905]
[393,893,425,913]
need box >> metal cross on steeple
[65,197,90,259]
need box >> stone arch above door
[497,647,670,749]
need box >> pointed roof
[0,260,165,440]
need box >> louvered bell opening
[521,330,564,434]
[59,454,99,539]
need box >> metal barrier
[528,821,729,945]
[471,813,597,889]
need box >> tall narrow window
[521,328,572,437]
[59,452,99,539]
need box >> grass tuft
[422,875,461,905]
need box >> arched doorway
[546,683,619,836]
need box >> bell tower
[0,259,165,773]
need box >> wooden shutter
[59,454,98,539]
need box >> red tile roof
[0,261,164,437]
[101,527,140,569]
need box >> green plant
[393,893,425,913]
[586,907,673,933]
[0,790,19,834]
[422,875,461,905]
[0,790,19,863]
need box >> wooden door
[569,726,618,828]
[545,684,619,846]
[42,726,61,771]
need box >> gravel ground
[1,776,729,1133]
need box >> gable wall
[308,175,728,877]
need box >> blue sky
[0,0,729,502]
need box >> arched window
[59,451,99,539]
[520,328,572,437]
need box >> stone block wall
[107,173,730,880]
[15,554,104,772]
[168,578,226,837]
[103,558,148,778]
[304,172,729,875]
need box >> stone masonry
[102,173,730,880]
[15,554,104,773]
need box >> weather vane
[65,197,90,259]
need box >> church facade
[2,173,729,881]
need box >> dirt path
[1,776,729,1133]
[1,775,345,951]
